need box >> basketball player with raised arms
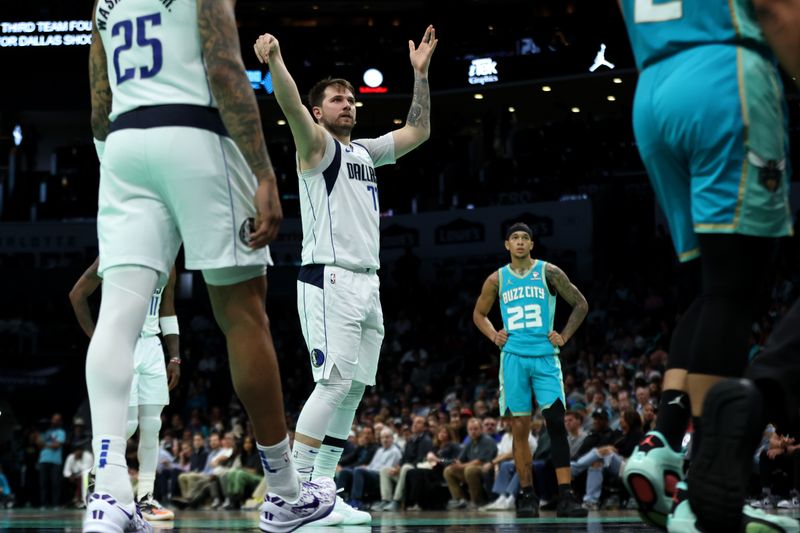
[70,257,180,521]
[473,223,588,519]
[85,0,336,531]
[253,25,437,526]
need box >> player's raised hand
[250,177,283,248]
[409,25,438,76]
[548,331,565,347]
[494,328,508,348]
[254,33,280,64]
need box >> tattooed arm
[392,25,438,158]
[197,0,282,246]
[197,0,272,181]
[89,0,111,141]
[545,263,589,346]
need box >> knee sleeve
[296,367,352,441]
[326,381,366,440]
[138,408,162,446]
[543,400,570,469]
[689,234,775,377]
[667,297,701,371]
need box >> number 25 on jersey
[112,13,163,84]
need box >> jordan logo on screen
[589,44,615,72]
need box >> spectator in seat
[443,417,497,509]
[377,415,433,511]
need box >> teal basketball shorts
[633,44,792,262]
[499,351,565,416]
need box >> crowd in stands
[3,233,799,511]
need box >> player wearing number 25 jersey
[473,222,589,519]
[87,1,337,532]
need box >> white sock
[313,443,344,481]
[291,440,319,482]
[258,436,300,501]
[93,436,134,506]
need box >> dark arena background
[0,0,799,532]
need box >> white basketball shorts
[130,335,169,407]
[97,105,270,285]
[296,264,384,386]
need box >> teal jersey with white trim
[620,0,771,70]
[498,260,557,357]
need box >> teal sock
[313,443,344,480]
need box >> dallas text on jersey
[346,162,377,183]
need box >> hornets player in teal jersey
[474,223,588,519]
[619,1,798,532]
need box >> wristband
[169,358,181,365]
[160,315,180,336]
[93,138,105,162]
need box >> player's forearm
[754,0,800,85]
[560,302,588,343]
[405,73,431,140]
[473,312,497,342]
[268,55,306,116]
[70,300,95,338]
[207,66,275,181]
[198,0,274,182]
[162,334,180,359]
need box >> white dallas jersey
[95,0,214,121]
[141,286,164,337]
[298,131,395,270]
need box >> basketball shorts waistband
[298,264,378,289]
[109,104,229,136]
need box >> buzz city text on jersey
[502,285,546,305]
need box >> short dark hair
[622,409,643,432]
[505,222,533,241]
[307,77,355,109]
